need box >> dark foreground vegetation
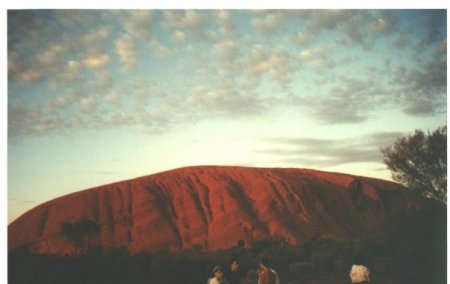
[9,173,447,284]
[9,216,446,284]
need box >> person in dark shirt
[226,258,240,284]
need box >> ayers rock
[8,166,433,255]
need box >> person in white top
[349,264,371,283]
[208,265,228,284]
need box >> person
[257,256,280,284]
[226,259,240,284]
[208,265,228,284]
[349,256,371,283]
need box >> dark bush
[61,218,100,238]
[289,261,316,276]
[8,231,446,284]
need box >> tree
[61,218,100,254]
[381,126,447,204]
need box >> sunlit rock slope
[8,166,429,255]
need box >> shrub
[289,261,316,276]
[61,218,100,237]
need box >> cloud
[298,36,446,123]
[435,39,446,55]
[8,100,73,138]
[118,11,170,57]
[164,10,210,41]
[309,103,368,124]
[9,87,172,140]
[149,39,172,57]
[300,10,355,37]
[93,71,113,91]
[259,131,405,167]
[419,10,447,45]
[371,18,393,35]
[61,60,84,81]
[187,84,269,118]
[171,30,187,43]
[290,31,314,46]
[103,90,121,105]
[392,58,446,116]
[80,27,111,55]
[80,96,96,109]
[181,10,204,30]
[106,112,135,126]
[36,43,68,66]
[299,46,327,61]
[83,54,110,69]
[213,39,241,77]
[7,10,446,141]
[8,10,61,52]
[251,11,284,37]
[342,19,366,46]
[8,11,115,87]
[54,10,104,31]
[297,10,385,48]
[214,10,235,36]
[402,100,435,116]
[123,10,154,40]
[18,68,44,84]
[83,54,109,69]
[8,49,45,84]
[116,35,136,68]
[304,76,388,124]
[214,39,238,62]
[244,45,295,89]
[306,10,350,31]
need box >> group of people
[207,256,280,284]
[207,255,371,284]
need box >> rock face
[8,166,427,255]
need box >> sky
[6,9,447,223]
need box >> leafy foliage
[9,226,446,284]
[60,218,100,253]
[381,125,447,204]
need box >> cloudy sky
[7,9,447,223]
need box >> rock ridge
[8,166,427,255]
